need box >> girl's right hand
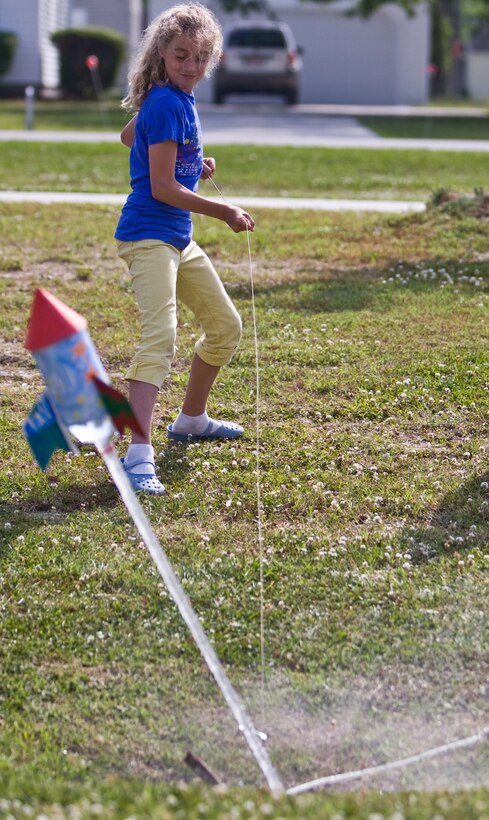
[225,205,255,233]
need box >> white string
[287,725,489,795]
[205,177,489,795]
[208,176,267,715]
[246,225,266,714]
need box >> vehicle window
[227,29,287,48]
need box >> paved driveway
[198,102,376,144]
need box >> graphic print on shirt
[175,118,202,179]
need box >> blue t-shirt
[115,85,203,250]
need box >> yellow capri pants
[117,238,242,389]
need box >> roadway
[0,101,488,152]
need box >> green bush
[0,32,17,78]
[51,27,126,99]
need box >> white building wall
[0,0,40,84]
[391,2,431,104]
[39,0,69,89]
[0,0,68,88]
[466,52,489,101]
[283,3,398,104]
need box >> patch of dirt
[0,340,37,388]
[432,190,489,219]
[186,664,489,792]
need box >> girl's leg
[118,239,180,403]
[181,355,220,416]
[116,240,179,493]
[170,243,243,438]
[129,379,158,443]
[125,379,163,495]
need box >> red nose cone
[25,288,87,352]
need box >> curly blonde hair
[122,3,223,111]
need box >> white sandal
[120,458,165,496]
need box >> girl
[115,3,255,496]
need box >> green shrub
[0,32,17,77]
[51,27,126,99]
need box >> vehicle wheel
[285,89,298,105]
[213,88,225,104]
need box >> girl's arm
[121,115,137,148]
[201,157,216,179]
[149,141,254,233]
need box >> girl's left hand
[201,157,216,179]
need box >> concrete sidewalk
[0,190,426,213]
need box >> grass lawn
[1,187,489,816]
[0,99,132,131]
[0,141,488,203]
[359,114,489,141]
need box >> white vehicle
[213,20,302,105]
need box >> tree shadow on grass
[233,267,377,316]
[0,481,119,566]
[0,442,192,566]
[400,470,489,564]
[232,256,489,317]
